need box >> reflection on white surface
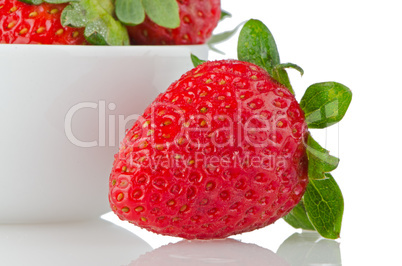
[0,219,152,266]
[128,238,289,266]
[0,217,341,266]
[277,231,342,266]
[122,230,342,266]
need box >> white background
[106,0,402,265]
[1,1,401,265]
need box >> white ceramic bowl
[0,44,208,223]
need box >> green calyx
[115,0,180,28]
[20,0,130,45]
[284,134,344,239]
[192,19,352,239]
[208,22,243,55]
[237,19,304,95]
[236,19,352,239]
[61,0,129,45]
[282,201,315,231]
[191,54,206,68]
[220,10,231,21]
[301,82,352,128]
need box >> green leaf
[61,3,87,28]
[209,23,242,46]
[272,66,295,95]
[115,0,145,26]
[283,201,315,231]
[272,63,304,94]
[237,19,280,76]
[300,82,352,128]
[286,134,343,239]
[61,0,130,45]
[274,62,304,76]
[208,22,243,54]
[85,32,107,45]
[303,173,344,239]
[191,54,206,68]
[306,135,339,180]
[142,0,180,29]
[220,10,231,21]
[237,19,299,94]
[208,44,225,55]
[95,0,114,15]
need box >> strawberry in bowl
[0,0,218,223]
[0,0,86,44]
[117,0,221,45]
[0,0,129,45]
[1,0,222,45]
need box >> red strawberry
[109,59,309,239]
[127,0,221,45]
[0,0,86,44]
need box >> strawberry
[0,0,129,45]
[109,19,352,240]
[109,59,309,239]
[0,0,85,44]
[118,0,221,45]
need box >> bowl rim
[0,43,209,56]
[0,43,208,49]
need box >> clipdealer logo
[63,98,340,166]
[64,100,141,148]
